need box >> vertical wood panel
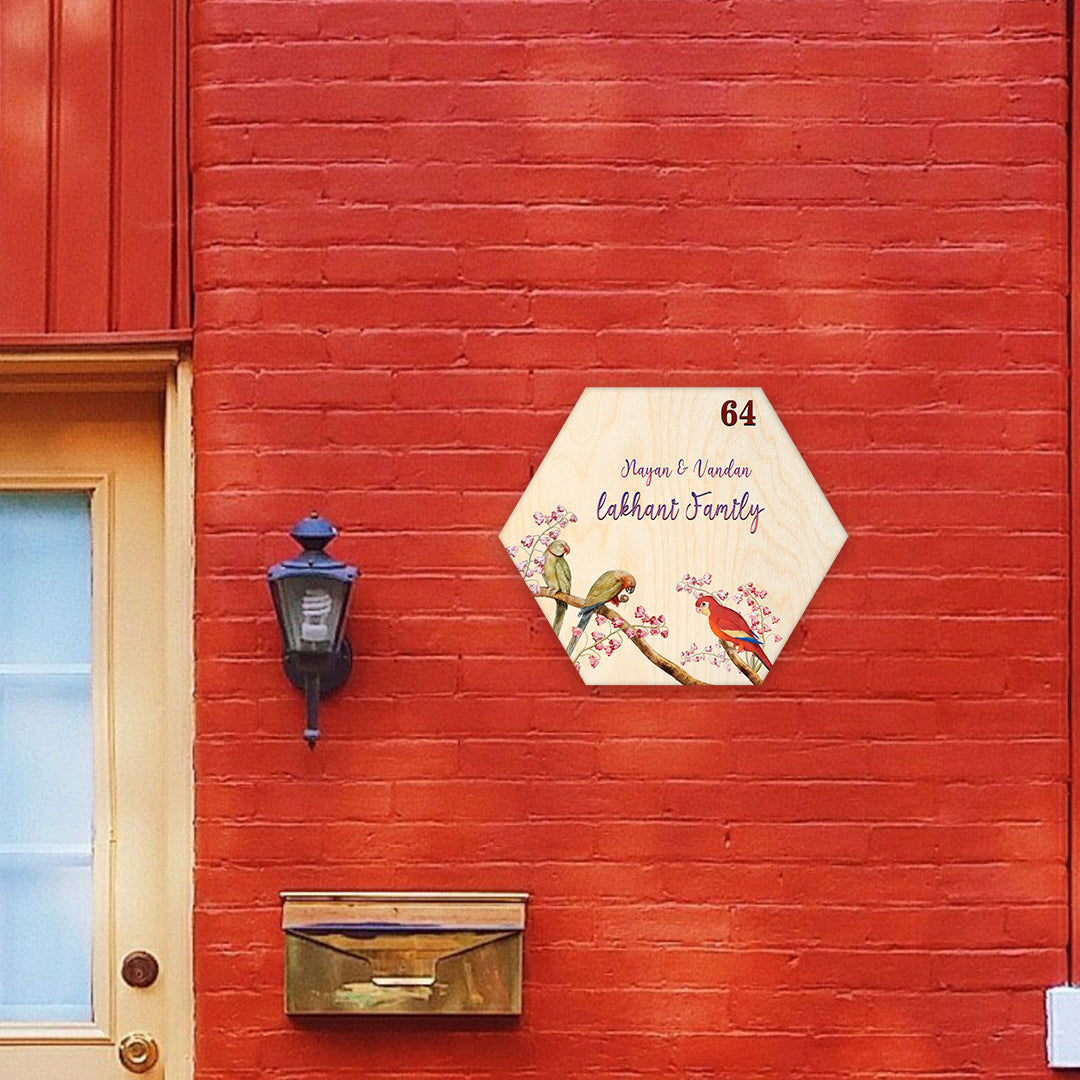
[172,0,189,330]
[112,0,174,331]
[0,0,182,337]
[0,0,51,331]
[52,0,112,331]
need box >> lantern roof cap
[268,513,359,581]
[291,512,337,551]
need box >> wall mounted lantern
[268,514,359,748]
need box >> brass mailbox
[281,891,527,1015]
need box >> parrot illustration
[567,570,636,655]
[542,540,572,638]
[696,595,772,670]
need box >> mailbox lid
[281,891,528,932]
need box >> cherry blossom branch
[506,506,578,583]
[678,641,764,687]
[537,587,709,687]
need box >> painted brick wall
[190,1,1069,1076]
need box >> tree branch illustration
[538,587,761,687]
[716,640,764,686]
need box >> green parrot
[542,540,573,639]
[567,569,636,656]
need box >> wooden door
[0,390,179,1079]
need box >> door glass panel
[0,492,93,1023]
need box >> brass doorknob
[119,1032,159,1073]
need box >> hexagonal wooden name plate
[500,388,846,686]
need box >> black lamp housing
[268,514,359,747]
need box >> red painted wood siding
[190,2,1069,1078]
[0,0,187,334]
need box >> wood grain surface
[500,388,847,685]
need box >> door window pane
[0,493,93,1023]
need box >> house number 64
[721,399,756,426]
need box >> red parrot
[696,595,772,670]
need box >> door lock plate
[121,951,160,989]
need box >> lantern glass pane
[274,575,349,653]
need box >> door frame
[0,344,194,1079]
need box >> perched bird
[568,570,636,655]
[542,540,572,639]
[696,595,772,670]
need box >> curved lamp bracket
[283,640,354,749]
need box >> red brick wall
[190,1,1069,1076]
